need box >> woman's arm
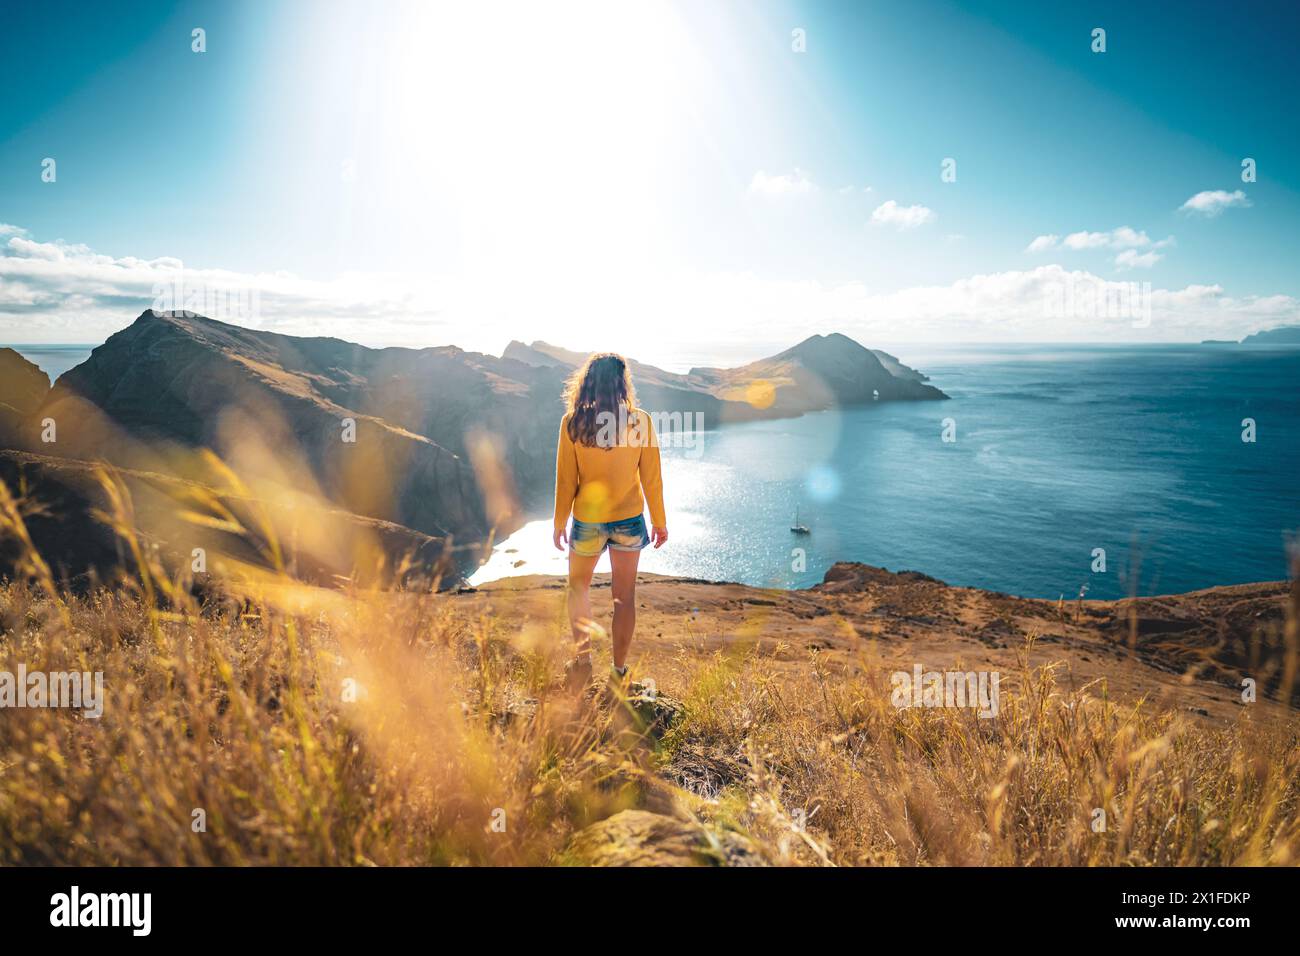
[553,417,578,548]
[637,412,667,543]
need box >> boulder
[562,809,767,867]
[620,681,685,737]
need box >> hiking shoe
[604,664,634,702]
[562,656,593,695]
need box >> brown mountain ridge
[0,310,945,584]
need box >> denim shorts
[569,514,650,557]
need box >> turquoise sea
[474,344,1300,600]
[5,345,96,383]
[11,342,1298,600]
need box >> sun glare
[383,4,695,290]
[284,0,743,358]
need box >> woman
[552,353,668,691]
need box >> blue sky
[2,0,1298,365]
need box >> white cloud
[870,200,935,230]
[1062,227,1159,250]
[1061,230,1114,250]
[1108,226,1155,249]
[812,266,1295,344]
[0,228,456,348]
[2,225,1294,362]
[627,267,1298,356]
[748,168,817,198]
[1114,249,1162,270]
[8,237,70,261]
[1029,226,1174,265]
[1179,189,1251,217]
[0,224,28,238]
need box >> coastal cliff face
[0,348,50,448]
[37,311,536,543]
[505,332,947,421]
[1202,324,1300,346]
[1240,325,1300,345]
[4,311,947,585]
[686,333,947,415]
[0,449,457,589]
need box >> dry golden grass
[662,646,1299,866]
[1,470,1297,866]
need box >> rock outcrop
[621,681,685,737]
[870,348,931,382]
[506,332,948,425]
[1203,325,1300,346]
[687,333,947,415]
[0,348,51,449]
[505,339,733,424]
[1240,325,1300,345]
[0,449,459,589]
[562,809,767,866]
[6,313,949,588]
[40,316,947,533]
[39,311,556,543]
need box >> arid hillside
[0,311,947,586]
[1,317,1295,867]
[455,561,1299,722]
[1,543,1294,867]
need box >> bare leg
[608,548,641,670]
[567,550,601,660]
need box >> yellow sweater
[553,407,666,530]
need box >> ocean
[472,344,1300,599]
[5,345,96,383]
[11,342,1297,599]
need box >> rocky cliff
[0,449,456,589]
[505,331,947,422]
[5,312,949,586]
[685,333,946,415]
[37,311,557,543]
[1240,325,1300,345]
[0,348,51,448]
[1202,325,1300,346]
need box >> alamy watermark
[50,886,150,936]
[0,666,104,718]
[593,407,705,458]
[1043,277,1151,329]
[152,272,261,323]
[891,663,1000,718]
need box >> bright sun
[388,3,692,281]
[294,0,718,356]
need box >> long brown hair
[563,352,638,448]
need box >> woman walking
[552,353,668,691]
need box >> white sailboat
[790,506,810,535]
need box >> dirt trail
[451,562,1297,724]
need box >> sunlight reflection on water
[470,346,1300,599]
[467,449,726,584]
